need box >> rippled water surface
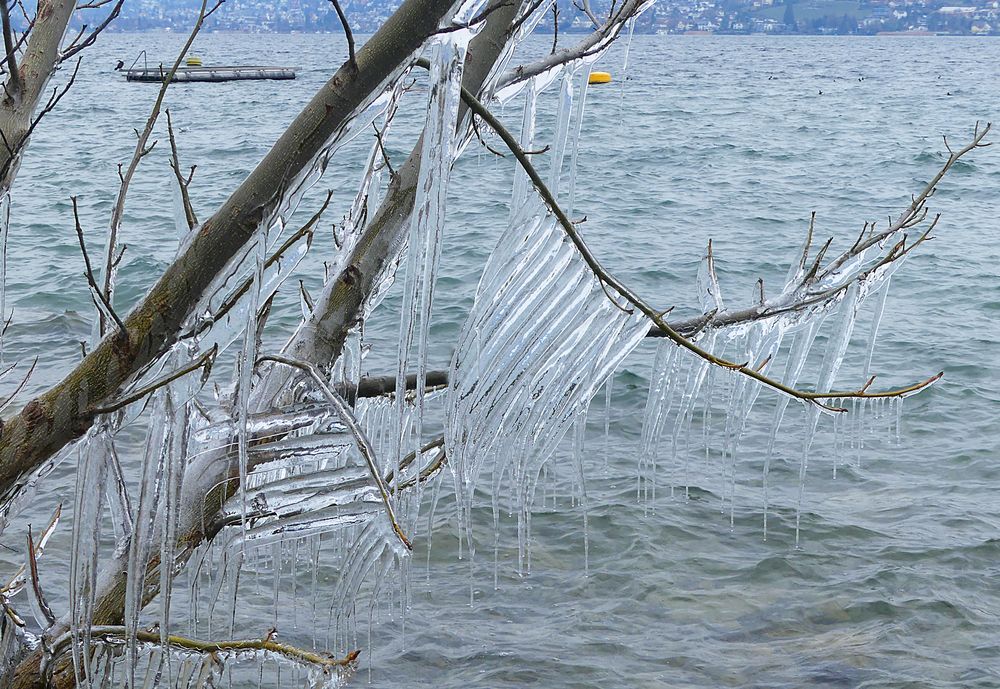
[3,32,1000,688]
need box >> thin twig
[59,0,124,63]
[166,109,198,230]
[72,196,127,337]
[101,0,224,336]
[551,5,558,55]
[0,356,35,413]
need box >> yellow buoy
[589,71,612,85]
[186,56,203,67]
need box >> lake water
[2,30,1000,688]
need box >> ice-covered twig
[344,369,449,404]
[460,85,941,412]
[46,626,360,673]
[656,123,990,338]
[1,502,59,597]
[497,0,648,90]
[89,345,217,416]
[25,525,55,626]
[258,354,413,550]
[385,436,447,491]
[179,191,330,343]
[383,435,445,486]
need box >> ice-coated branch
[0,0,462,511]
[259,353,412,550]
[497,0,647,90]
[384,436,447,489]
[652,123,991,339]
[267,0,527,384]
[88,345,217,416]
[46,626,360,676]
[459,84,944,411]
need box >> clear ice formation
[0,1,944,685]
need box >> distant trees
[782,1,797,29]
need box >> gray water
[2,32,1000,688]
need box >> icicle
[68,427,111,688]
[565,66,591,219]
[547,72,575,200]
[572,411,589,576]
[235,227,268,535]
[393,31,471,495]
[862,277,891,380]
[124,391,173,687]
[762,318,822,540]
[603,374,613,473]
[617,13,638,123]
[508,80,538,220]
[0,192,8,364]
[791,283,861,544]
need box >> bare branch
[1,0,21,97]
[71,196,127,337]
[551,4,558,54]
[101,0,222,336]
[328,0,356,72]
[166,109,198,231]
[60,0,124,63]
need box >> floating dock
[125,65,296,83]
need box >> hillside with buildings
[28,0,1000,35]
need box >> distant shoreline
[101,28,993,37]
